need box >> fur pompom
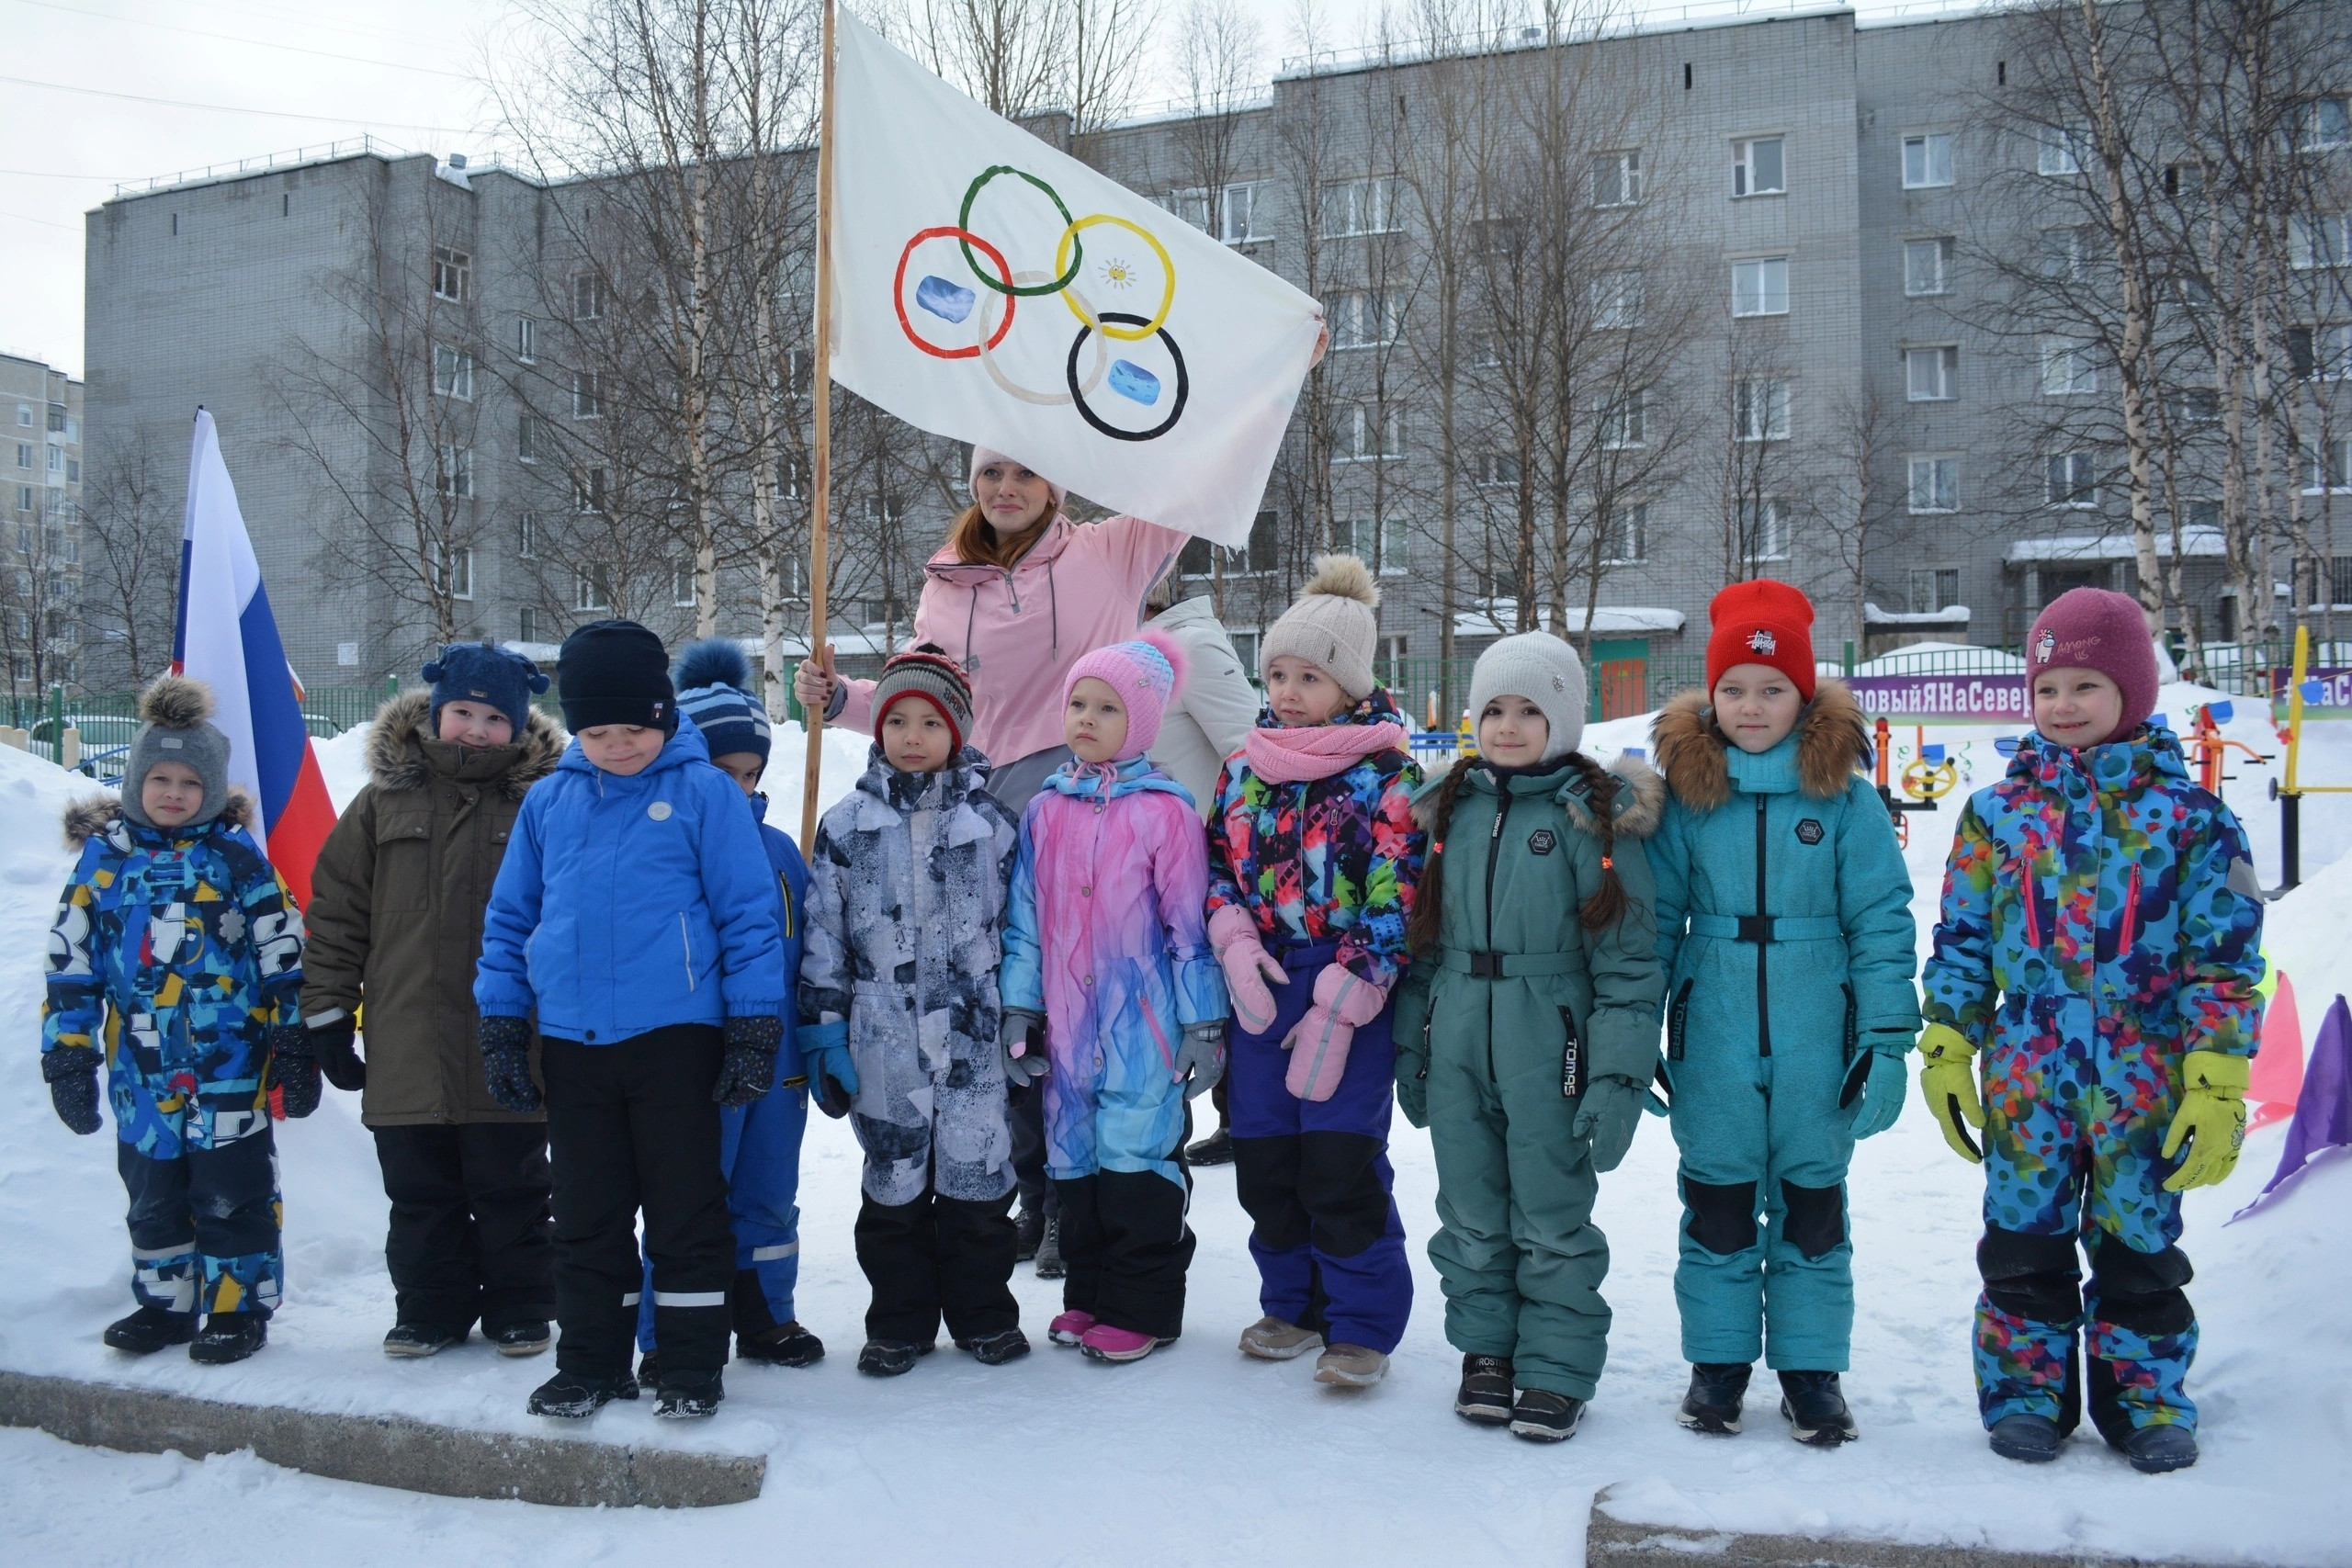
[1136,626,1189,702]
[673,637,754,696]
[1302,553,1380,610]
[139,674,215,728]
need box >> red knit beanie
[1706,580,1817,701]
[2027,587,2158,743]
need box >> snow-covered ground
[4,702,2349,1568]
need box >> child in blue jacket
[40,676,316,1367]
[476,621,788,1421]
[632,640,823,1382]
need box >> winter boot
[654,1367,724,1419]
[1079,1324,1170,1363]
[1777,1371,1858,1446]
[637,1348,662,1388]
[958,1327,1032,1365]
[1048,1311,1096,1347]
[1184,1126,1235,1167]
[1315,1343,1389,1387]
[1509,1389,1585,1443]
[382,1324,466,1359]
[530,1369,639,1418]
[1238,1315,1323,1361]
[488,1321,551,1357]
[856,1339,933,1377]
[1014,1206,1046,1262]
[2122,1424,2199,1474]
[103,1306,195,1356]
[188,1313,267,1365]
[739,1321,825,1368]
[1454,1354,1515,1426]
[1988,1414,2064,1463]
[1679,1362,1754,1435]
[1034,1216,1066,1280]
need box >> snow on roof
[1863,601,1972,625]
[1848,640,2027,674]
[1453,601,1688,637]
[2006,526,2224,563]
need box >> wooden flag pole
[799,0,838,852]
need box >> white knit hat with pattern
[1468,632,1588,763]
[1261,554,1382,700]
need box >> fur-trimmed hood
[1650,678,1871,810]
[365,689,565,800]
[63,785,254,848]
[1411,752,1667,840]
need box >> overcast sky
[0,0,1936,379]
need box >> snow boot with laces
[103,1306,195,1356]
[1679,1361,1754,1435]
[1509,1389,1585,1443]
[1778,1371,1858,1445]
[1454,1354,1515,1426]
[1034,1216,1066,1280]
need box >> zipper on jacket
[2117,863,2143,955]
[2020,854,2043,949]
[679,911,696,990]
[1484,785,1512,944]
[1753,793,1771,1058]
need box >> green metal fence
[6,678,407,781]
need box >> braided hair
[1406,751,1634,957]
[1562,751,1632,932]
[1406,755,1478,957]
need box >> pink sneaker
[1078,1324,1171,1363]
[1047,1311,1096,1347]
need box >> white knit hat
[1468,632,1588,762]
[1261,554,1382,701]
[968,446,1068,513]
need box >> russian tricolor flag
[174,409,337,908]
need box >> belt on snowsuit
[1440,950,1578,978]
[1687,913,1844,943]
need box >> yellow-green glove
[1917,1023,1984,1164]
[2160,1050,2249,1192]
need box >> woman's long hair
[945,502,1055,569]
[1407,751,1632,956]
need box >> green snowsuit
[1393,757,1667,1399]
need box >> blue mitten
[1847,1046,1910,1139]
[799,1022,858,1119]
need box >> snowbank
[5,723,2350,1564]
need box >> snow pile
[4,723,2351,1563]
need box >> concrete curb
[0,1369,765,1508]
[1588,1483,2235,1568]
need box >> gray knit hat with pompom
[119,674,234,830]
[1261,554,1383,700]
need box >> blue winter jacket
[750,792,810,1083]
[475,716,788,1042]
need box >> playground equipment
[2267,625,2350,892]
[1873,716,1943,847]
[2184,700,2269,797]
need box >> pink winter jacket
[837,513,1189,768]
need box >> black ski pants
[1053,1165,1196,1340]
[854,1187,1019,1345]
[372,1122,554,1337]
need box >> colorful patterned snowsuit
[43,795,305,1320]
[1924,726,2263,1438]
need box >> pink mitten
[1209,904,1287,1034]
[1283,963,1389,1102]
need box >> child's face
[1712,663,1803,754]
[1477,696,1551,767]
[2033,666,2124,749]
[710,751,765,797]
[1066,677,1130,764]
[1265,656,1350,728]
[141,761,206,827]
[579,724,665,776]
[437,700,514,750]
[882,701,956,773]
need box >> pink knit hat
[2027,586,2159,743]
[1065,630,1187,761]
[969,446,1068,513]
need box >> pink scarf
[1242,720,1409,784]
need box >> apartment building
[2,351,84,693]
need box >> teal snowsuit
[1393,756,1666,1400]
[1647,682,1918,1372]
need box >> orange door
[1598,659,1647,720]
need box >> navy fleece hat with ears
[424,640,548,733]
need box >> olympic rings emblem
[898,164,1190,440]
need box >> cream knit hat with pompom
[1261,554,1382,700]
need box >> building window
[1329,402,1404,461]
[575,467,606,513]
[1904,237,1954,296]
[515,316,538,363]
[1600,390,1645,449]
[430,542,473,600]
[1902,133,1953,188]
[1905,345,1959,401]
[2167,387,2220,424]
[2290,323,2352,379]
[573,565,612,612]
[1343,516,1409,574]
[1738,499,1788,560]
[777,455,807,501]
[2290,212,2351,270]
[519,512,539,558]
[432,247,470,302]
[1732,136,1785,197]
[2047,451,2098,508]
[433,345,475,400]
[1591,149,1642,207]
[436,446,473,498]
[1318,176,1397,237]
[2041,225,2091,279]
[1732,257,1790,318]
[2038,122,2086,176]
[1908,456,1959,513]
[1177,510,1277,579]
[47,402,64,433]
[572,272,608,320]
[46,446,61,474]
[1475,451,1520,489]
[1590,269,1643,328]
[65,458,77,482]
[517,413,540,464]
[2309,437,2352,492]
[13,445,27,469]
[1163,182,1265,243]
[1229,629,1261,678]
[12,404,28,427]
[2041,340,2096,395]
[2290,96,2351,151]
[15,487,29,513]
[673,561,696,607]
[1466,332,1500,368]
[517,606,541,643]
[572,372,603,419]
[1327,291,1396,349]
[1602,502,1648,564]
[1908,567,1962,613]
[1734,378,1790,442]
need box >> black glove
[269,1023,322,1119]
[309,1014,367,1092]
[715,1015,784,1108]
[479,1015,542,1112]
[42,1045,103,1135]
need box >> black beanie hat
[557,619,676,734]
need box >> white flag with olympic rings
[829,7,1323,547]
